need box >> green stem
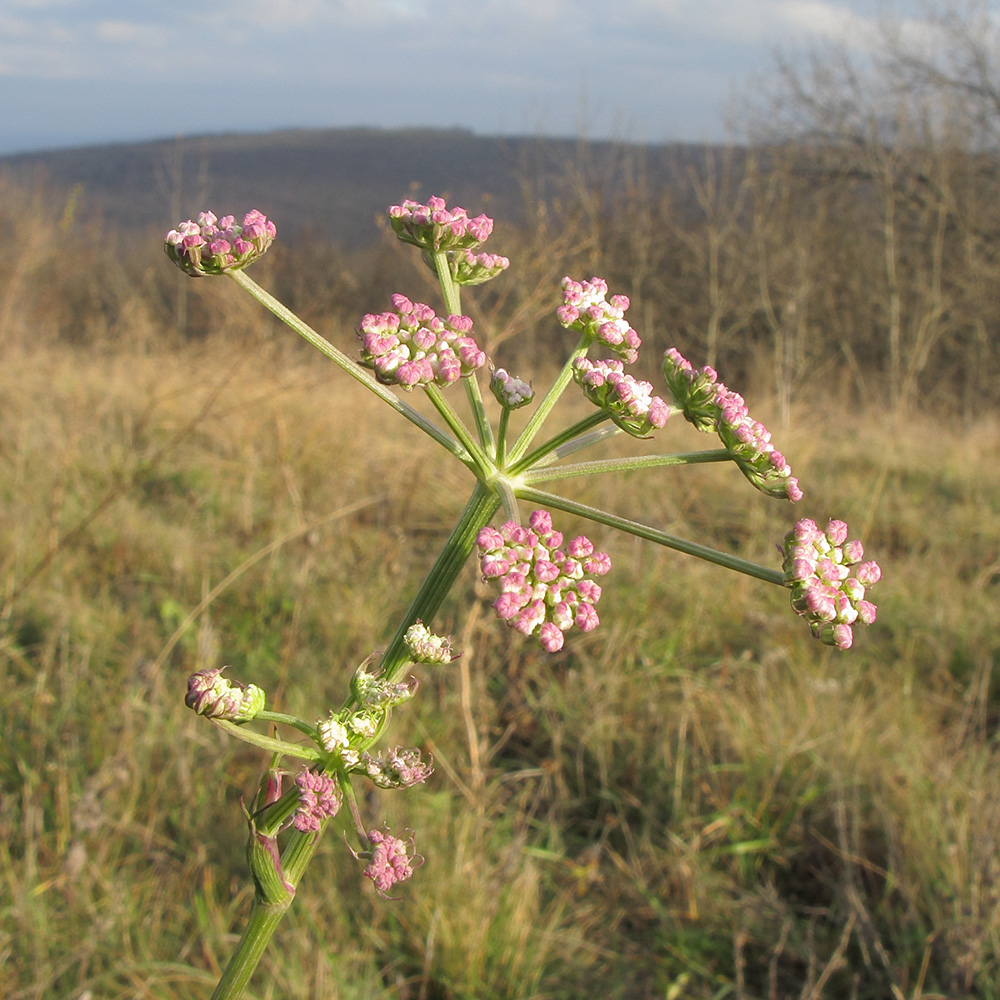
[210,483,502,999]
[534,424,624,466]
[496,408,511,466]
[515,486,787,586]
[464,373,496,455]
[380,481,501,683]
[524,449,734,484]
[256,711,319,739]
[226,270,471,468]
[429,250,495,455]
[431,250,462,317]
[212,720,323,761]
[338,766,369,841]
[507,411,609,475]
[210,897,294,1000]
[505,332,592,464]
[423,385,492,480]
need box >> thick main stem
[209,483,500,1000]
[210,900,294,1000]
[380,481,501,683]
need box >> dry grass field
[2,321,999,998]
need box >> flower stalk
[164,194,882,1000]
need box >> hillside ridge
[0,126,717,244]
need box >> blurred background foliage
[3,5,1000,997]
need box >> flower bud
[558,277,641,363]
[388,196,494,252]
[348,651,420,711]
[663,347,801,501]
[404,621,456,665]
[572,357,669,436]
[477,512,612,652]
[359,298,485,390]
[292,769,341,833]
[184,667,264,722]
[318,713,350,753]
[450,248,510,286]
[490,367,535,410]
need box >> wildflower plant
[164,196,882,999]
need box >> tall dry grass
[1,329,997,998]
[1,157,999,997]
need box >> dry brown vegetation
[2,7,1000,996]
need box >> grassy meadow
[1,329,998,1000]
[2,147,1000,999]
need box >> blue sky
[0,0,928,155]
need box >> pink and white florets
[358,294,486,389]
[490,367,535,410]
[388,196,494,252]
[662,347,801,502]
[782,517,882,649]
[292,769,342,833]
[558,277,642,363]
[356,827,424,898]
[452,248,510,286]
[360,746,434,789]
[476,510,612,652]
[165,210,276,277]
[573,358,670,437]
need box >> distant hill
[0,127,716,245]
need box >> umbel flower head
[476,510,612,652]
[573,358,670,437]
[359,294,486,389]
[404,621,456,665]
[388,196,494,252]
[292,768,342,832]
[557,277,642,363]
[357,826,424,899]
[448,248,510,286]
[360,746,434,789]
[165,210,276,277]
[351,654,419,708]
[662,347,802,502]
[782,517,882,649]
[184,666,265,722]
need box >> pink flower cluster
[662,348,725,432]
[490,367,534,409]
[403,621,456,665]
[164,210,276,277]
[359,294,486,388]
[362,827,423,898]
[557,277,641,363]
[293,769,342,832]
[662,347,802,502]
[184,666,264,722]
[476,510,612,653]
[452,248,510,286]
[361,747,434,789]
[388,196,493,252]
[782,518,882,649]
[572,358,670,437]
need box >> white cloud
[96,19,165,45]
[0,12,87,77]
[773,0,878,45]
[617,0,889,48]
